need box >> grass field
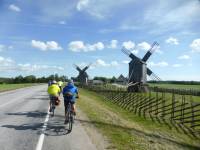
[149,83,200,90]
[78,88,200,150]
[0,83,39,92]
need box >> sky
[0,0,200,81]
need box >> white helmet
[52,80,57,84]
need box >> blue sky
[0,0,200,81]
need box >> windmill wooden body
[122,42,161,92]
[74,64,91,85]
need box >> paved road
[0,85,97,150]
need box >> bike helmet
[52,80,57,84]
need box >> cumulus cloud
[122,60,129,64]
[149,61,169,67]
[190,39,200,53]
[0,56,64,72]
[9,4,21,12]
[31,40,62,51]
[137,42,151,51]
[107,40,118,49]
[178,55,190,60]
[17,64,64,72]
[172,64,182,67]
[165,37,179,45]
[122,41,135,50]
[68,41,104,52]
[77,0,89,11]
[94,59,119,68]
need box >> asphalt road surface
[0,85,97,150]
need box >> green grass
[149,83,200,90]
[78,88,200,150]
[0,83,39,92]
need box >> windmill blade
[73,64,82,72]
[82,63,92,72]
[122,47,141,62]
[147,67,161,81]
[142,42,159,62]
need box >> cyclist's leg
[49,95,52,112]
[71,101,76,115]
[64,99,67,117]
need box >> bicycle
[64,101,75,132]
[50,96,60,117]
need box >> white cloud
[17,64,64,72]
[165,37,179,45]
[0,44,13,52]
[68,41,104,52]
[137,42,151,51]
[0,56,64,72]
[122,60,129,64]
[122,41,135,50]
[172,64,182,67]
[9,4,21,12]
[178,55,190,60]
[77,0,89,11]
[96,59,109,67]
[68,41,85,52]
[107,40,118,49]
[149,61,169,67]
[31,40,62,51]
[190,39,200,53]
[94,59,119,68]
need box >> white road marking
[35,107,50,150]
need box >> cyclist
[62,80,79,118]
[58,80,63,95]
[47,80,61,112]
[48,80,52,87]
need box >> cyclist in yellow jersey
[57,81,63,95]
[47,80,60,112]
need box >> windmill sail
[122,47,141,62]
[142,42,159,62]
[82,63,92,72]
[147,68,161,81]
[73,64,82,72]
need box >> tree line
[0,75,199,85]
[0,74,68,84]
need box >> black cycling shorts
[64,100,75,108]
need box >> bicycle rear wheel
[65,103,73,132]
[68,112,73,132]
[51,99,56,117]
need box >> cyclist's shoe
[64,119,69,124]
[49,107,52,112]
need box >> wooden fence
[81,85,200,137]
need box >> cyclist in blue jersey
[62,80,79,117]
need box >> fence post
[190,96,195,130]
[181,95,186,124]
[161,91,166,118]
[171,90,175,122]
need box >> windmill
[122,42,161,92]
[74,63,91,85]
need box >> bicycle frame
[65,102,74,132]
